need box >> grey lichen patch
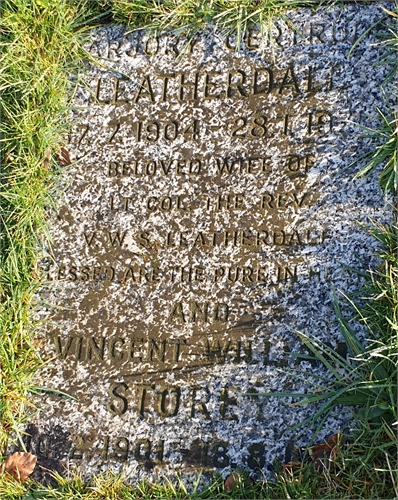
[28,2,393,482]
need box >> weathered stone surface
[28,3,392,480]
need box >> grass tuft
[109,0,330,45]
[0,0,95,452]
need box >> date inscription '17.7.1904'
[29,4,392,480]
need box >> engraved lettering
[109,338,125,361]
[203,72,222,99]
[107,382,128,416]
[108,231,127,247]
[53,336,73,359]
[168,302,186,323]
[279,66,300,94]
[134,438,151,462]
[147,339,166,362]
[135,385,153,416]
[83,232,96,247]
[179,72,199,100]
[86,337,105,361]
[220,388,238,421]
[227,70,247,98]
[190,302,209,323]
[112,78,127,105]
[206,340,231,361]
[277,265,298,282]
[113,437,129,461]
[310,23,326,44]
[190,387,211,419]
[95,77,110,104]
[134,75,155,103]
[252,68,273,94]
[157,74,174,102]
[168,302,229,323]
[157,386,180,417]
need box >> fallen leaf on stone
[224,471,241,490]
[1,452,37,481]
[281,461,302,474]
[326,433,340,448]
[57,147,71,166]
[42,146,52,170]
[309,433,341,471]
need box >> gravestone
[28,3,392,480]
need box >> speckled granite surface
[25,2,393,482]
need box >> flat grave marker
[27,3,393,480]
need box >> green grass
[109,0,324,39]
[260,223,398,437]
[0,0,93,452]
[0,0,397,498]
[353,107,398,194]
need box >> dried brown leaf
[310,433,342,471]
[42,146,51,170]
[327,432,341,448]
[1,452,37,481]
[224,471,241,491]
[57,146,71,166]
[281,461,302,474]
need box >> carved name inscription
[34,4,391,478]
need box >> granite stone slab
[25,2,393,482]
